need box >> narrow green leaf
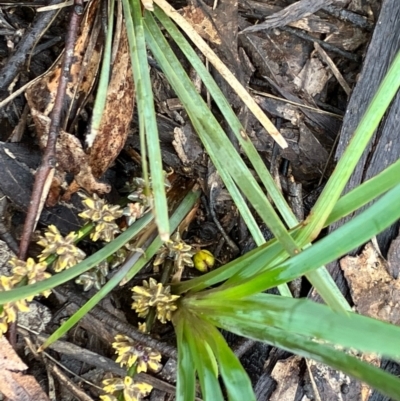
[197,319,256,401]
[174,312,196,401]
[89,0,114,136]
[123,0,169,240]
[326,158,400,226]
[189,293,400,360]
[205,317,400,401]
[184,317,224,401]
[200,183,400,299]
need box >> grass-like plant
[136,5,400,398]
[0,1,399,400]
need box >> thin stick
[18,0,85,259]
[152,0,288,149]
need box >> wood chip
[314,42,351,95]
[180,5,221,44]
[270,355,301,401]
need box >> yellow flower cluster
[131,278,179,323]
[0,257,52,334]
[79,193,123,242]
[37,225,85,272]
[112,334,162,373]
[101,376,152,401]
[153,231,194,273]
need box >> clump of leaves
[0,0,399,399]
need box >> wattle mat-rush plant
[0,0,400,399]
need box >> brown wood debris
[0,335,50,401]
[26,0,134,201]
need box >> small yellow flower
[79,193,123,242]
[153,231,194,273]
[112,335,162,372]
[155,300,179,324]
[131,278,179,322]
[37,225,85,272]
[99,395,118,401]
[138,322,148,333]
[102,376,152,401]
[8,257,51,296]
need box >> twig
[55,286,178,360]
[47,362,96,401]
[282,25,361,63]
[314,42,351,96]
[18,0,85,259]
[19,325,202,398]
[0,0,62,95]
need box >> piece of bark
[387,229,400,279]
[269,355,302,401]
[0,142,82,233]
[341,242,400,325]
[179,5,221,44]
[0,335,50,401]
[308,1,400,399]
[310,0,400,303]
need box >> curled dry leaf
[26,0,134,200]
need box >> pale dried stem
[152,0,288,148]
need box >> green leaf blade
[174,314,196,401]
[197,320,256,401]
[190,293,400,360]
